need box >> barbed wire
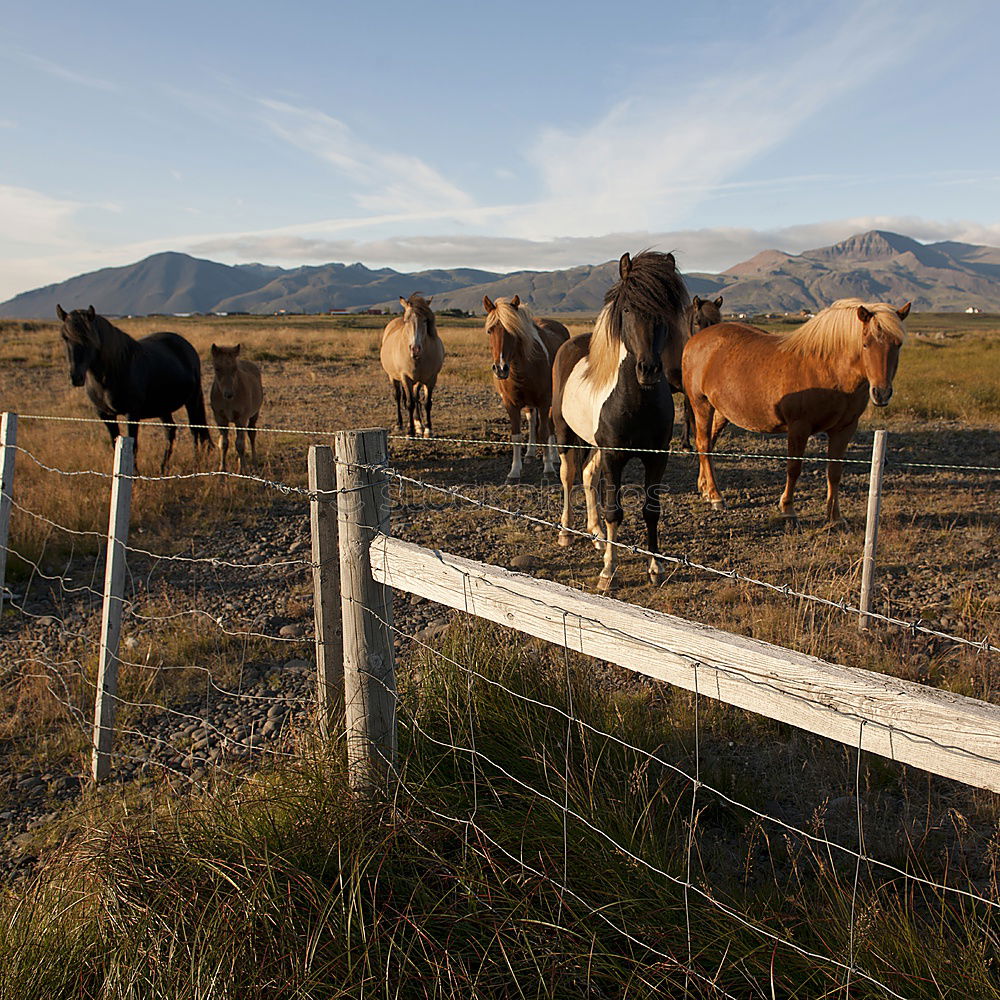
[364,463,1000,656]
[10,410,1000,472]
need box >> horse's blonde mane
[778,299,906,360]
[586,304,622,385]
[488,297,546,360]
[384,293,438,344]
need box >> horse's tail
[186,379,212,447]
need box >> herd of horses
[56,252,908,588]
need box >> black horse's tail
[186,379,212,447]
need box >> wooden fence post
[309,445,343,736]
[92,436,134,783]
[859,429,887,632]
[335,428,396,792]
[0,412,17,616]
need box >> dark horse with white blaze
[670,294,724,451]
[551,251,689,590]
[57,305,211,471]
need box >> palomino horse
[670,294,724,450]
[210,344,264,472]
[552,251,689,590]
[483,294,569,482]
[380,294,445,438]
[682,298,909,522]
[56,304,210,471]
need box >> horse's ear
[664,252,675,270]
[714,296,724,308]
[483,295,495,313]
[618,253,631,279]
[692,295,702,308]
[87,305,96,320]
[399,296,408,310]
[425,296,433,305]
[234,343,241,356]
[510,294,520,309]
[56,304,67,321]
[896,302,911,320]
[857,305,875,324]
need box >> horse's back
[536,318,571,364]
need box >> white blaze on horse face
[560,342,626,445]
[408,313,426,359]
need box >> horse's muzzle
[492,364,510,380]
[636,359,662,388]
[410,348,422,360]
[870,386,893,407]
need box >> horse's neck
[828,350,868,393]
[93,321,136,380]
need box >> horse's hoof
[557,531,572,548]
[422,428,431,439]
[710,499,726,511]
[591,536,605,553]
[596,574,614,593]
[505,475,521,485]
[823,518,848,532]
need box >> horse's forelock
[403,293,437,338]
[489,297,544,359]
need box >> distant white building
[965,306,982,314]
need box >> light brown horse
[483,294,570,482]
[380,294,445,438]
[682,298,909,522]
[670,294,724,450]
[210,344,264,472]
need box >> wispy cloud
[509,3,938,238]
[258,99,476,215]
[18,51,117,91]
[0,185,84,247]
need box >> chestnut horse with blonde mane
[552,251,689,590]
[483,294,569,482]
[682,298,910,522]
[380,294,445,438]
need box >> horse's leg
[506,403,524,483]
[539,408,557,476]
[422,383,433,439]
[526,408,538,458]
[393,380,403,431]
[597,454,625,591]
[159,415,177,473]
[217,422,230,472]
[411,384,425,437]
[642,454,669,585]
[100,412,119,447]
[824,422,857,525]
[692,399,724,507]
[557,447,579,546]
[235,423,248,473]
[780,423,810,520]
[582,448,604,549]
[248,413,259,467]
[403,379,417,437]
[680,393,695,452]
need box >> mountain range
[3,230,999,319]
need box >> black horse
[57,305,211,471]
[551,251,689,590]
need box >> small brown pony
[380,294,445,437]
[670,294,724,450]
[682,298,909,522]
[483,294,570,482]
[210,344,264,472]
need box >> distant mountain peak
[815,230,923,261]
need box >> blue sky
[1,0,998,300]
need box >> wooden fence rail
[366,532,1000,793]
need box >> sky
[1,0,998,300]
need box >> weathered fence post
[859,429,887,631]
[92,435,134,783]
[0,412,17,615]
[335,428,396,792]
[309,444,344,736]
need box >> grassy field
[0,310,998,997]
